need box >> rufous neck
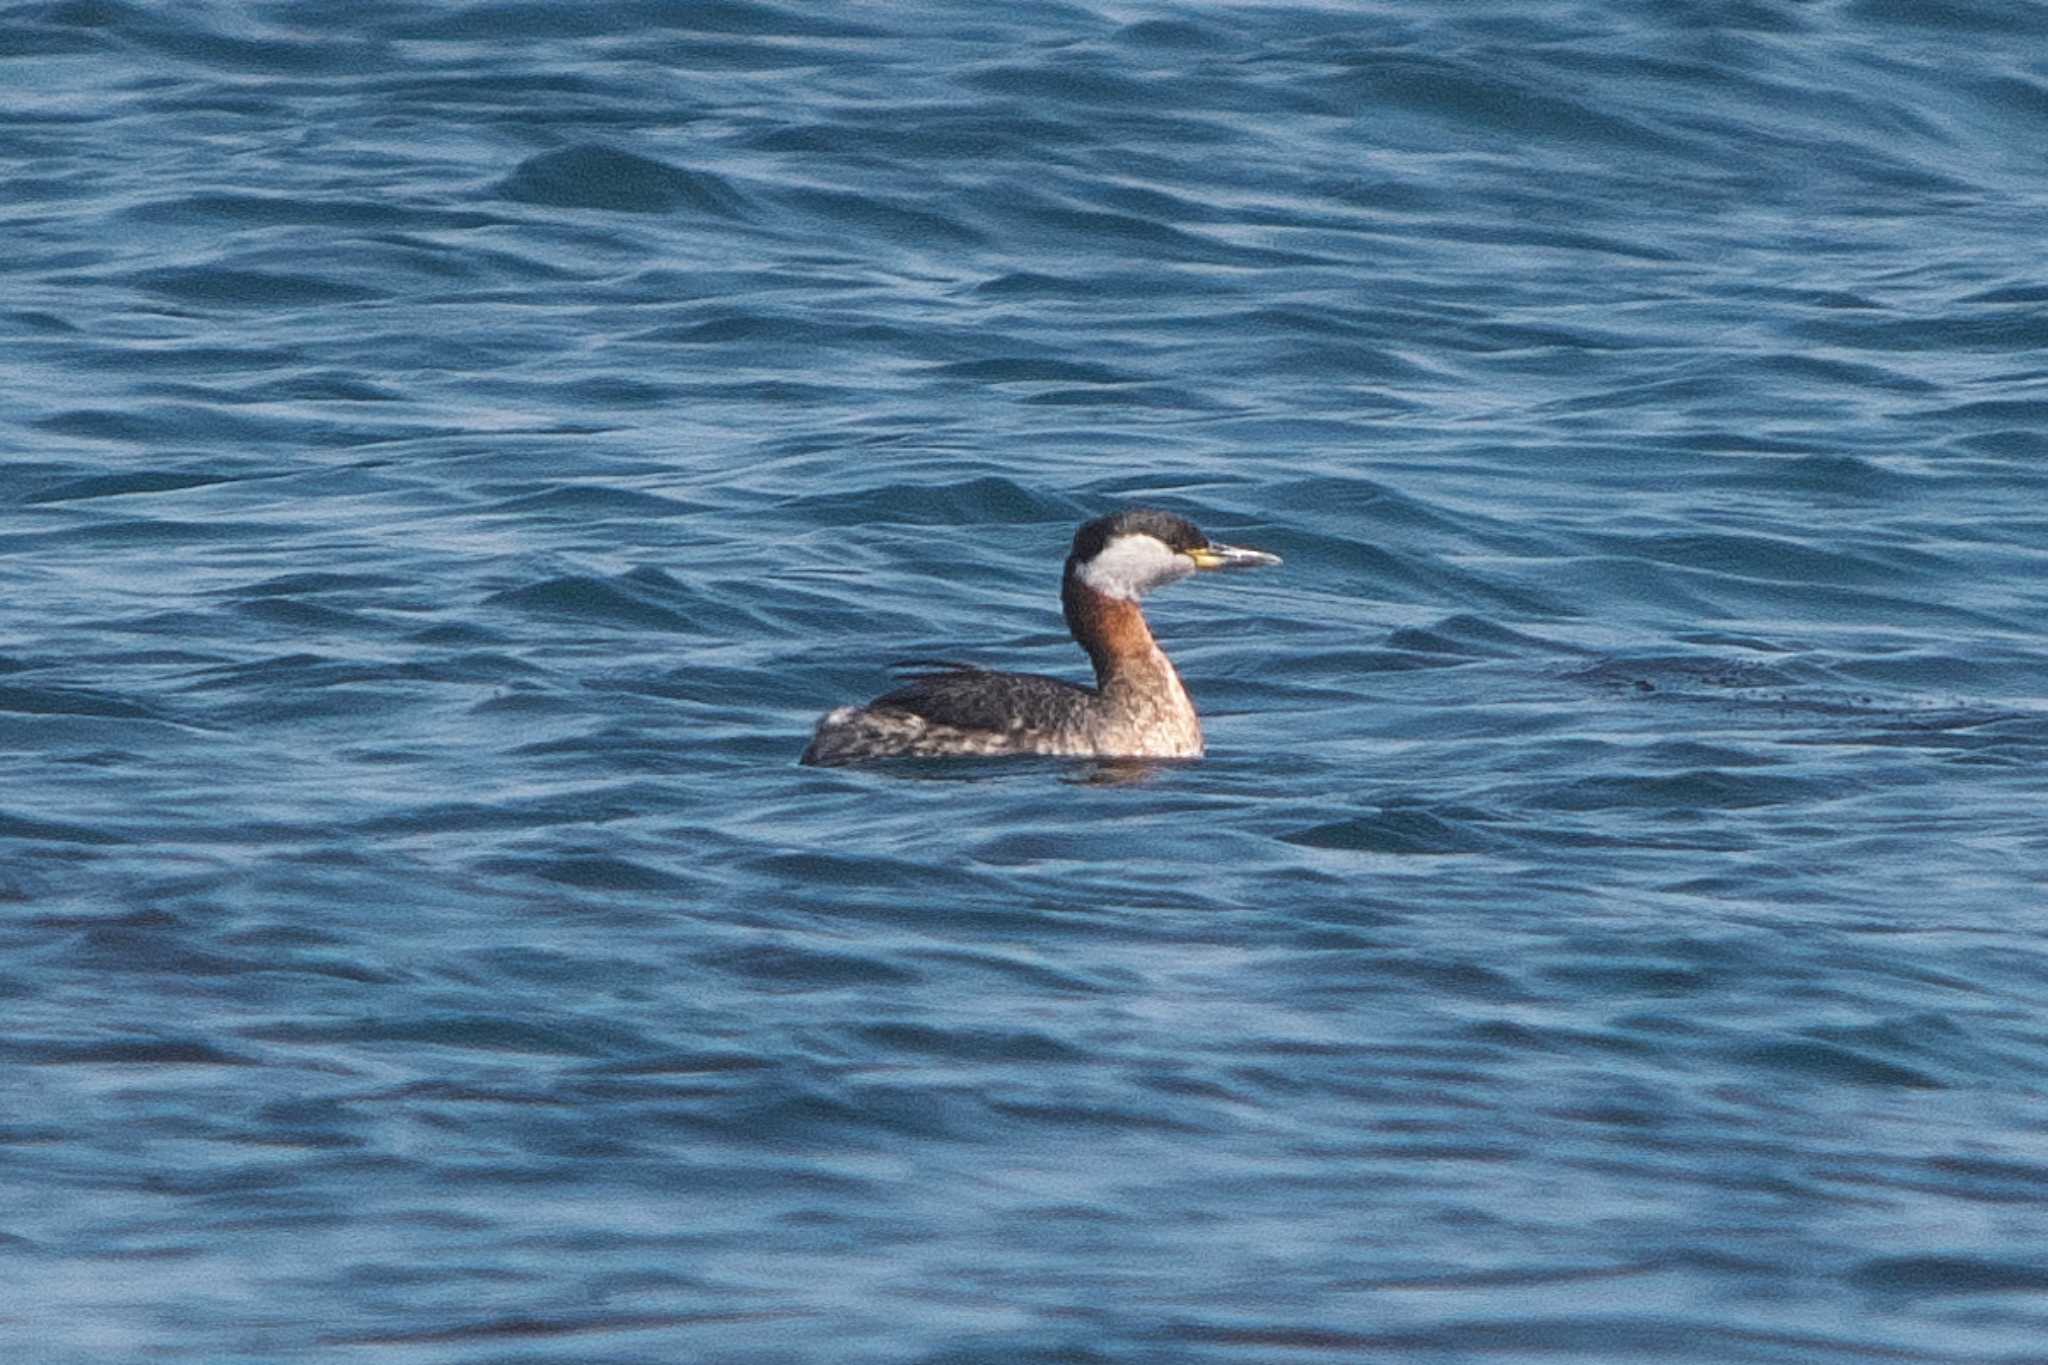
[1062,568,1169,690]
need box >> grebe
[800,508,1280,765]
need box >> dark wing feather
[869,668,1094,734]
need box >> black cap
[1068,507,1209,563]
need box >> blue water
[5,1,2048,1359]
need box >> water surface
[5,1,2048,1360]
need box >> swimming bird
[801,508,1280,765]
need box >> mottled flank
[802,700,1104,765]
[802,666,1200,764]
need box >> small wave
[494,144,748,217]
[393,0,879,41]
[925,357,1140,385]
[779,477,1071,528]
[125,266,384,308]
[695,942,920,990]
[777,186,984,246]
[21,471,234,504]
[1284,806,1498,855]
[483,572,697,633]
[1533,769,1826,813]
[1730,1038,1944,1089]
[121,192,498,232]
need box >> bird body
[801,508,1278,766]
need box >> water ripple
[4,1,2048,1361]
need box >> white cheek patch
[1076,534,1192,599]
